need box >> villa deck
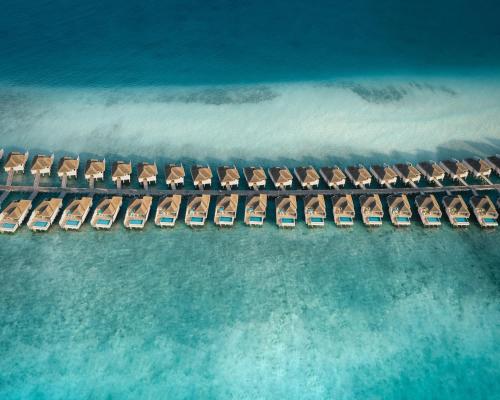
[27,198,63,231]
[155,195,182,227]
[469,195,498,228]
[59,197,93,230]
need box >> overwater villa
[269,167,293,189]
[469,196,498,228]
[275,195,297,228]
[4,151,29,174]
[393,162,421,185]
[486,154,500,176]
[440,159,469,181]
[155,195,182,227]
[111,161,132,187]
[217,166,240,190]
[31,154,54,176]
[370,164,398,187]
[345,164,372,187]
[415,194,442,227]
[85,159,105,182]
[387,194,412,227]
[294,166,320,189]
[124,196,153,229]
[359,194,383,226]
[243,167,266,190]
[191,165,212,189]
[244,194,267,226]
[303,194,326,227]
[332,194,355,226]
[417,161,445,184]
[57,156,79,180]
[442,195,470,227]
[59,197,93,230]
[165,163,185,189]
[463,157,492,179]
[138,162,158,188]
[185,194,210,226]
[319,166,346,188]
[27,198,63,231]
[0,199,32,233]
[90,196,123,229]
[214,194,239,226]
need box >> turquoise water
[1,0,500,398]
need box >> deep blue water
[1,0,500,85]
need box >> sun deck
[304,194,326,227]
[155,195,182,227]
[469,196,498,228]
[417,161,445,184]
[0,199,32,233]
[345,165,372,187]
[138,162,158,188]
[332,194,355,226]
[359,194,383,226]
[185,194,210,226]
[124,196,152,229]
[4,151,29,174]
[268,167,293,189]
[27,198,63,231]
[387,194,412,226]
[191,165,212,189]
[214,194,238,226]
[319,166,346,188]
[442,195,470,227]
[31,154,54,176]
[217,166,240,190]
[243,167,266,190]
[294,166,320,189]
[393,163,421,186]
[415,194,442,227]
[276,195,297,227]
[485,155,500,176]
[244,194,267,226]
[370,164,398,187]
[90,196,123,229]
[165,164,185,188]
[59,197,93,230]
[463,158,492,179]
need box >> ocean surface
[1,1,500,399]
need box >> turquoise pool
[396,217,410,223]
[1,222,16,229]
[368,216,382,222]
[160,217,174,223]
[33,221,49,228]
[455,217,469,223]
[339,216,353,223]
[427,217,441,223]
[310,217,324,223]
[483,218,497,224]
[219,216,234,223]
[129,219,144,225]
[249,216,263,222]
[65,220,80,226]
[281,218,295,224]
[97,219,111,225]
[191,217,204,223]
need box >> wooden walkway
[1,183,499,198]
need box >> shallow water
[1,0,500,398]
